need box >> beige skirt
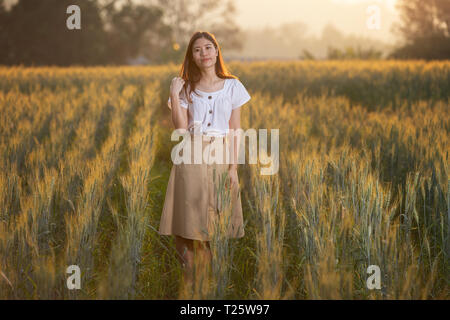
[158,133,245,241]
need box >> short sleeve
[168,88,189,109]
[231,79,251,109]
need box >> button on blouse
[167,78,251,137]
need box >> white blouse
[168,78,251,137]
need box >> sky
[234,0,401,43]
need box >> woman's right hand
[170,77,185,97]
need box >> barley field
[0,60,448,299]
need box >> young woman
[158,31,251,289]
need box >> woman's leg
[175,236,212,286]
[194,240,212,288]
[175,236,214,298]
[197,240,212,267]
[175,235,194,285]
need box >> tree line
[0,0,448,66]
[0,0,242,66]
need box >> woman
[158,31,251,290]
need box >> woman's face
[192,37,218,70]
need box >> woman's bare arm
[228,107,241,170]
[169,77,189,130]
[169,94,188,130]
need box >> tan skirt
[158,133,245,241]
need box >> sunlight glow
[331,0,398,10]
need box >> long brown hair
[178,31,237,104]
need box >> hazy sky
[234,0,401,43]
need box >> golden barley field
[0,61,448,299]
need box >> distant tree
[321,23,345,47]
[0,1,12,63]
[0,0,108,66]
[0,0,243,65]
[154,0,243,60]
[278,21,308,44]
[101,0,168,64]
[300,49,316,60]
[389,0,450,60]
[207,0,243,52]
